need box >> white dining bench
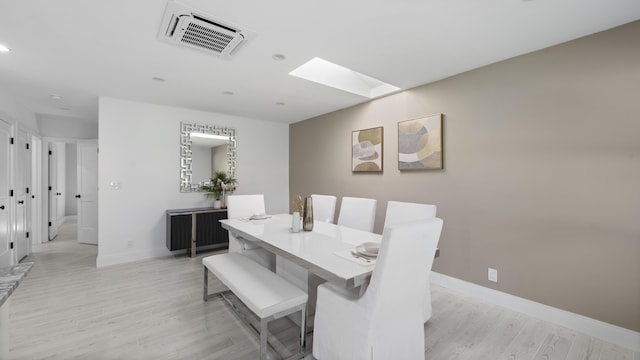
[203,253,307,360]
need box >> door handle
[75,194,81,198]
[0,205,4,210]
[18,200,24,204]
[56,192,62,196]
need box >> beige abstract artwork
[352,127,383,172]
[398,114,442,170]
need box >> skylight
[289,57,400,98]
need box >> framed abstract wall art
[352,126,383,172]
[398,114,442,170]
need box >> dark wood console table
[166,207,228,257]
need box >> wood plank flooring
[7,219,639,359]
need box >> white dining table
[220,213,381,288]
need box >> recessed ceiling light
[223,91,234,96]
[152,77,166,82]
[289,57,400,98]
[275,102,285,106]
[50,94,62,100]
[0,44,10,53]
[272,54,286,61]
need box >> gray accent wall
[290,21,640,332]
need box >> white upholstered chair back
[226,194,266,219]
[337,197,377,232]
[383,201,436,229]
[312,218,443,359]
[368,218,441,312]
[226,194,274,270]
[310,194,337,223]
[383,200,438,323]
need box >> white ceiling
[1,0,639,125]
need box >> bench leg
[260,318,268,360]
[299,307,306,354]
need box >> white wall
[97,97,289,267]
[0,88,39,133]
[38,115,97,139]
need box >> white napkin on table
[334,249,376,266]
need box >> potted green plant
[199,171,237,209]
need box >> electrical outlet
[488,268,498,283]
[127,240,134,248]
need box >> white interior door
[15,128,29,261]
[0,119,12,266]
[77,140,98,245]
[30,136,42,245]
[55,143,66,229]
[48,142,59,240]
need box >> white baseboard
[430,271,640,352]
[96,247,172,268]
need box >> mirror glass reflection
[180,122,236,192]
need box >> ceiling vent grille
[157,1,254,59]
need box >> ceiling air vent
[157,1,254,59]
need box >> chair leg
[260,318,268,360]
[299,307,306,354]
[203,266,209,302]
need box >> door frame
[47,141,60,240]
[0,118,13,267]
[42,137,80,242]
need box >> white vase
[292,212,301,233]
[213,200,222,209]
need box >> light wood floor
[8,219,639,359]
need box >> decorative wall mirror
[180,122,236,192]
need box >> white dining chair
[336,196,377,232]
[311,194,337,223]
[384,200,437,323]
[312,218,443,360]
[226,194,275,271]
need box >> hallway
[30,218,95,271]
